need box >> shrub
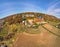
[0,36,4,41]
[4,33,15,40]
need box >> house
[22,14,34,26]
[22,14,45,27]
[25,14,34,17]
[33,18,41,24]
[25,16,44,27]
[23,18,34,27]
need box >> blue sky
[0,0,60,18]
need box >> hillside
[1,12,60,24]
[0,12,60,47]
[12,23,60,47]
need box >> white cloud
[46,0,60,18]
[54,9,60,12]
[20,2,43,12]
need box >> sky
[0,0,60,18]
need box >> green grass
[24,25,41,34]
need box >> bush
[5,33,15,40]
[32,23,39,28]
[58,24,60,29]
[0,36,4,41]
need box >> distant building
[22,14,34,18]
[21,13,45,27]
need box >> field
[12,23,60,47]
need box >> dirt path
[43,23,60,47]
[12,24,57,47]
[43,23,60,35]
